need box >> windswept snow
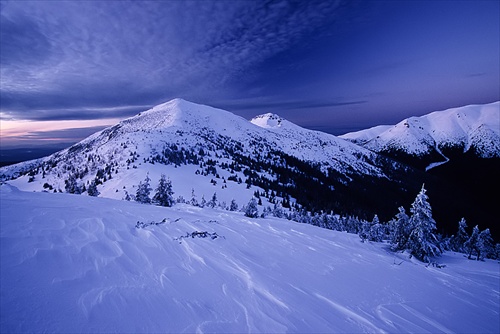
[1,184,499,333]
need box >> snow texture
[1,184,499,333]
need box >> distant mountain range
[340,102,499,170]
[1,99,498,238]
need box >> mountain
[340,102,500,170]
[0,98,426,223]
[1,183,498,333]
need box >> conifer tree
[65,173,81,194]
[244,197,259,218]
[406,185,441,262]
[465,225,480,260]
[450,218,469,253]
[477,228,494,261]
[273,202,285,218]
[369,215,385,242]
[207,192,218,208]
[152,174,174,207]
[190,188,198,206]
[135,174,152,204]
[87,179,100,197]
[359,219,371,243]
[229,199,238,212]
[390,206,411,251]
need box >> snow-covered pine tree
[272,202,285,218]
[87,179,100,197]
[390,206,411,251]
[152,174,174,207]
[406,185,442,262]
[64,173,81,194]
[477,228,494,261]
[229,199,238,211]
[450,218,469,253]
[261,206,272,218]
[135,174,152,204]
[200,195,207,208]
[369,215,385,242]
[207,192,218,208]
[244,197,259,218]
[190,188,198,207]
[359,219,371,243]
[465,225,480,260]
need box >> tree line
[128,173,499,263]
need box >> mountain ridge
[340,102,500,169]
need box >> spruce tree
[190,188,198,206]
[359,219,371,243]
[390,206,411,251]
[477,228,494,261]
[65,173,81,194]
[152,174,174,207]
[450,218,469,253]
[406,185,441,262]
[87,179,100,197]
[244,197,259,218]
[207,192,218,208]
[229,199,238,212]
[135,174,152,204]
[465,225,480,260]
[369,215,385,242]
[273,202,285,218]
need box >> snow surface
[1,184,499,333]
[340,102,500,161]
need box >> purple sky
[1,0,499,149]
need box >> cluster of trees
[133,174,175,207]
[240,184,499,262]
[64,173,100,197]
[448,219,495,261]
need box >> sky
[1,0,499,151]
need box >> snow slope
[340,102,500,162]
[1,184,499,333]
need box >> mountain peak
[120,98,245,132]
[251,113,286,129]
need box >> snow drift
[1,184,498,333]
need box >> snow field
[1,184,499,333]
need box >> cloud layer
[0,0,498,139]
[0,0,343,121]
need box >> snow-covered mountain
[0,98,419,220]
[1,183,498,333]
[340,102,500,170]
